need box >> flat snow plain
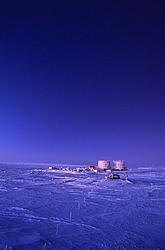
[0,164,164,249]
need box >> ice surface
[0,164,164,249]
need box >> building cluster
[48,160,126,173]
[85,160,126,172]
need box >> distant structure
[84,166,96,171]
[98,160,110,171]
[113,160,125,171]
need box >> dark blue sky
[0,1,165,165]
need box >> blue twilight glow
[0,2,164,165]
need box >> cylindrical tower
[113,160,125,170]
[98,160,110,171]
